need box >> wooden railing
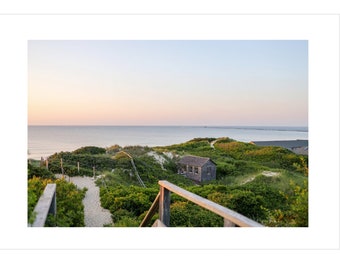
[140,180,264,227]
[29,183,57,227]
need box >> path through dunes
[70,176,112,227]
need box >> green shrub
[47,151,116,175]
[114,216,140,227]
[72,146,106,155]
[28,163,56,180]
[170,201,223,227]
[111,209,135,223]
[28,177,86,227]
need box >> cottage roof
[178,155,215,167]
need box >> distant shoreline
[28,126,308,160]
[251,139,308,155]
[28,138,309,161]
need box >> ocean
[27,126,308,160]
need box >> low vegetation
[27,163,86,227]
[28,137,308,227]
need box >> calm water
[28,126,308,160]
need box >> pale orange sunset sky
[28,40,308,126]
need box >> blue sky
[28,40,308,126]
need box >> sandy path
[242,171,281,185]
[70,176,112,227]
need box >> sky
[28,40,308,126]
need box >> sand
[69,176,112,227]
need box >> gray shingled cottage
[178,155,216,182]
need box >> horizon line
[27,124,308,127]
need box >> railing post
[159,186,171,227]
[49,188,57,217]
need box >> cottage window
[194,167,199,174]
[189,166,193,173]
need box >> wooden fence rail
[140,180,264,227]
[140,192,160,226]
[30,183,57,227]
